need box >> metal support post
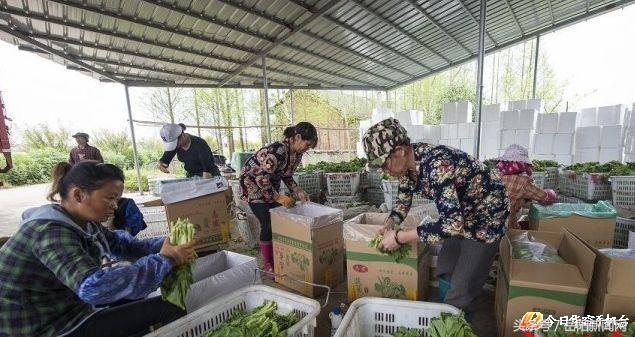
[289,89,295,124]
[262,55,272,144]
[474,0,487,159]
[532,35,540,99]
[124,85,144,195]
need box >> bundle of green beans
[161,218,196,310]
[203,301,298,337]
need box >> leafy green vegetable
[203,301,298,337]
[511,239,566,264]
[297,158,367,173]
[565,161,635,176]
[426,312,477,337]
[369,232,411,263]
[393,327,421,337]
[532,160,559,172]
[161,218,196,310]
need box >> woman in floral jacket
[362,118,509,317]
[238,122,318,274]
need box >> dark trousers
[249,202,281,241]
[65,296,185,337]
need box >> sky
[1,4,634,147]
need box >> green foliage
[93,129,132,158]
[426,312,477,337]
[298,158,367,173]
[532,160,560,172]
[369,232,412,264]
[0,149,67,186]
[123,169,149,191]
[23,124,70,151]
[565,161,635,176]
[103,151,133,170]
[203,301,298,337]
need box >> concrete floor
[0,183,49,236]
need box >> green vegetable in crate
[532,160,559,172]
[298,158,368,173]
[203,301,299,337]
[393,327,421,337]
[369,231,411,263]
[565,161,635,176]
[425,312,477,337]
[161,218,196,310]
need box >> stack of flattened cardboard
[496,229,595,337]
[344,213,428,302]
[271,202,344,297]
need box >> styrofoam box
[409,110,424,125]
[518,109,538,130]
[600,125,625,148]
[482,104,503,122]
[449,138,460,148]
[356,142,366,159]
[515,129,534,149]
[533,154,555,161]
[456,101,473,123]
[625,130,635,154]
[448,124,458,139]
[574,148,600,163]
[630,102,635,126]
[575,126,601,149]
[526,98,543,111]
[557,111,578,133]
[597,104,626,126]
[457,123,473,138]
[510,100,526,110]
[625,153,635,162]
[439,139,450,146]
[460,138,474,154]
[599,148,623,163]
[482,122,500,136]
[538,113,559,133]
[501,110,520,129]
[579,108,598,127]
[555,154,573,165]
[394,111,413,126]
[440,124,450,139]
[429,125,441,140]
[442,102,457,124]
[533,134,554,155]
[553,133,574,155]
[501,130,516,148]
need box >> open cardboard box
[496,229,595,337]
[344,213,429,302]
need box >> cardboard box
[271,203,344,297]
[574,235,635,318]
[528,203,616,249]
[344,213,428,302]
[496,229,595,337]
[557,112,578,133]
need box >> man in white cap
[159,123,220,178]
[69,132,103,165]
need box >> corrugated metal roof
[0,0,631,90]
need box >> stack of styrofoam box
[356,119,372,159]
[439,101,475,154]
[371,107,394,124]
[479,103,507,160]
[532,112,577,165]
[625,103,635,162]
[499,101,539,157]
[574,104,627,163]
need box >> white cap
[160,124,183,151]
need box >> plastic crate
[137,206,169,240]
[333,297,460,337]
[613,217,635,249]
[609,176,635,217]
[381,180,434,210]
[145,285,321,337]
[325,194,362,208]
[555,195,585,204]
[279,172,322,197]
[559,171,612,201]
[558,170,576,197]
[532,168,558,189]
[363,188,384,207]
[325,172,361,196]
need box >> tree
[23,124,70,151]
[144,88,190,123]
[92,129,132,157]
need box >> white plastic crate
[326,172,362,196]
[333,297,460,337]
[382,180,434,210]
[560,171,612,201]
[556,195,585,204]
[145,285,320,337]
[363,188,384,207]
[609,176,635,217]
[614,217,635,249]
[532,168,559,189]
[137,206,169,240]
[279,172,323,198]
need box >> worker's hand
[158,163,170,174]
[294,187,310,203]
[378,217,397,235]
[160,237,196,267]
[275,194,296,208]
[379,230,401,252]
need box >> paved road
[0,183,50,236]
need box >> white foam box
[600,125,625,148]
[440,124,450,140]
[553,133,574,155]
[456,101,473,123]
[558,112,578,133]
[442,102,457,124]
[538,113,559,133]
[629,103,635,126]
[597,104,626,126]
[599,148,623,163]
[510,100,526,110]
[409,110,424,125]
[356,142,366,159]
[501,110,520,130]
[533,154,556,161]
[515,129,534,149]
[482,103,505,122]
[394,111,414,126]
[438,139,450,146]
[555,154,573,165]
[482,122,501,136]
[460,138,474,154]
[625,130,635,154]
[457,123,474,139]
[448,124,458,140]
[429,125,441,140]
[526,98,543,111]
[579,108,598,127]
[501,130,516,148]
[575,126,601,149]
[449,138,461,148]
[574,148,600,163]
[518,109,538,130]
[625,154,635,162]
[533,134,554,155]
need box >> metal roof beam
[214,0,294,29]
[287,0,431,72]
[0,24,123,83]
[547,0,555,26]
[347,0,451,64]
[455,0,498,46]
[126,81,386,91]
[218,0,343,86]
[503,0,524,35]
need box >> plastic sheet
[599,248,635,259]
[511,232,566,263]
[343,213,433,241]
[269,202,343,229]
[160,176,229,204]
[529,200,617,219]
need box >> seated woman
[0,161,195,337]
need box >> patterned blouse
[390,143,510,244]
[239,140,302,203]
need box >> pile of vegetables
[532,160,560,172]
[161,218,196,310]
[565,161,635,176]
[298,158,367,173]
[392,327,420,337]
[390,313,476,337]
[203,301,298,337]
[511,232,566,264]
[369,230,411,263]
